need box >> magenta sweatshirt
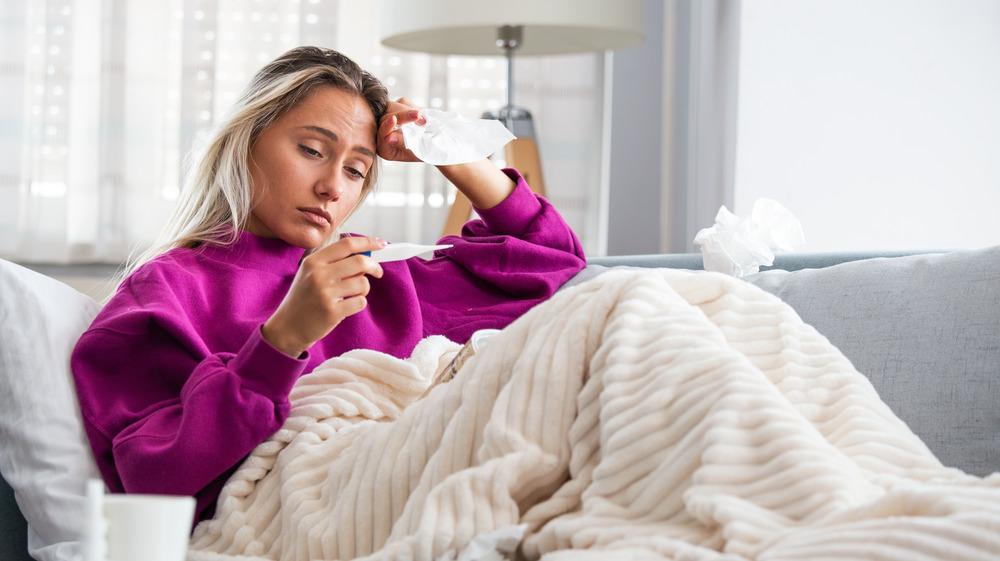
[71,173,586,522]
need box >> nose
[315,166,344,201]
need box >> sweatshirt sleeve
[70,268,306,522]
[445,168,586,289]
[411,168,587,342]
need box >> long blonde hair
[124,47,389,279]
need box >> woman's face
[246,86,376,249]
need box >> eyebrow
[300,125,375,159]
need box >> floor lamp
[379,0,644,238]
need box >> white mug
[85,480,196,561]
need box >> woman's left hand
[378,97,426,163]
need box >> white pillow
[0,259,103,561]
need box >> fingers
[381,98,426,132]
[389,97,419,115]
[374,97,425,160]
[380,114,403,148]
[262,273,370,358]
[299,237,387,307]
[313,236,386,266]
[398,109,426,127]
[263,238,386,356]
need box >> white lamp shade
[379,0,644,56]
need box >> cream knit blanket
[187,268,1000,560]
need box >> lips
[300,207,332,228]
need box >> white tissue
[401,108,515,166]
[693,198,805,278]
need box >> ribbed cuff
[228,326,309,400]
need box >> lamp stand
[441,25,547,238]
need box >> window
[1,0,606,263]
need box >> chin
[286,231,330,251]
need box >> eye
[298,144,322,158]
[346,167,366,180]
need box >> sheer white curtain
[0,0,605,264]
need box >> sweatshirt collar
[199,228,307,275]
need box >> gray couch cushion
[746,246,1000,477]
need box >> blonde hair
[123,47,389,279]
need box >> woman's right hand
[378,97,426,164]
[262,236,386,357]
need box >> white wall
[735,0,1000,251]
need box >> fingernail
[376,238,388,247]
[408,110,420,120]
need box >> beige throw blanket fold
[188,268,1000,561]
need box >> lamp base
[440,108,547,238]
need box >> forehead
[282,86,376,145]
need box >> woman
[70,46,586,523]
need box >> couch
[2,246,998,561]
